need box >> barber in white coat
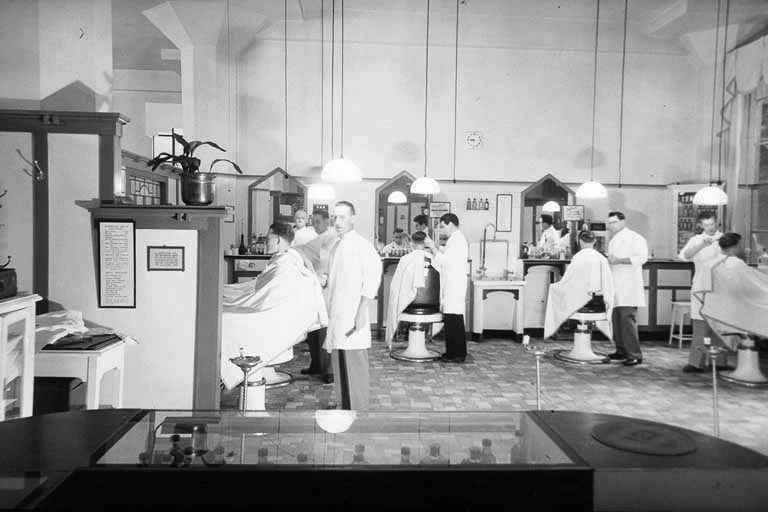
[324,201,382,410]
[424,213,469,363]
[606,211,648,367]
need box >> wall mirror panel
[247,167,306,240]
[374,171,429,246]
[520,174,573,257]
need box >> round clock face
[466,131,482,148]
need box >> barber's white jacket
[678,231,722,320]
[607,227,648,307]
[324,230,382,352]
[431,230,469,315]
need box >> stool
[719,335,768,387]
[390,312,442,362]
[554,311,610,365]
[668,301,692,349]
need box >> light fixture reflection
[542,201,561,212]
[692,184,728,206]
[410,176,440,195]
[575,181,608,200]
[315,410,357,433]
[321,158,362,183]
[387,190,408,204]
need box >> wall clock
[465,131,482,149]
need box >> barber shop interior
[3,0,768,510]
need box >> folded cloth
[220,248,328,390]
[35,310,89,347]
[544,247,614,340]
[693,255,768,348]
[384,250,430,349]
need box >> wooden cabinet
[0,293,41,421]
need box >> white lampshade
[692,184,728,206]
[315,410,357,433]
[542,201,561,212]
[387,190,407,204]
[575,181,608,199]
[321,158,362,183]
[410,176,440,195]
[308,183,335,202]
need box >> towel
[693,255,768,348]
[384,250,430,349]
[543,248,614,340]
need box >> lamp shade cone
[321,158,362,183]
[410,176,440,195]
[387,190,408,204]
[308,183,335,202]
[575,181,608,199]
[692,184,728,206]
[542,200,561,212]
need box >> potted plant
[146,133,242,206]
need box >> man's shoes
[715,365,735,372]
[622,358,642,367]
[683,364,704,373]
[322,375,334,384]
[439,353,466,363]
[608,352,627,360]
[300,368,319,375]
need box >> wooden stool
[668,301,692,349]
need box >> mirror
[374,171,429,247]
[520,174,574,257]
[247,167,307,241]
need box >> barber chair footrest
[554,349,610,365]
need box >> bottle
[466,197,472,210]
[297,453,308,464]
[238,234,247,255]
[257,447,270,464]
[484,198,490,210]
[352,444,368,464]
[472,198,477,210]
[249,235,258,255]
[460,446,482,464]
[400,446,412,465]
[419,443,450,465]
[480,439,496,464]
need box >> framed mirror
[520,174,574,257]
[374,171,430,247]
[247,167,306,240]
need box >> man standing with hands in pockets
[324,201,382,410]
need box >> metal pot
[181,173,216,206]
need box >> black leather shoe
[608,352,627,360]
[439,354,466,363]
[622,358,642,367]
[300,368,319,375]
[322,375,334,384]
[683,364,704,373]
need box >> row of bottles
[466,197,490,211]
[231,233,267,255]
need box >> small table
[35,340,126,410]
[471,279,526,342]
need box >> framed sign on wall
[496,194,513,232]
[563,205,585,222]
[97,219,136,309]
[147,246,185,272]
[429,202,451,218]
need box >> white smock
[384,249,431,349]
[324,230,382,353]
[607,227,648,307]
[678,231,722,320]
[431,230,469,315]
[293,226,317,247]
[538,226,560,254]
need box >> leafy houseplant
[146,133,243,206]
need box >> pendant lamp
[542,201,560,212]
[576,0,607,200]
[411,0,440,196]
[387,190,408,204]
[693,0,729,206]
[321,0,361,183]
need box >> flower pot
[181,173,216,206]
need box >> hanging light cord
[340,0,345,158]
[588,0,601,181]
[424,0,431,178]
[617,0,628,189]
[452,0,459,184]
[284,0,288,172]
[320,0,324,165]
[717,0,730,185]
[708,0,722,185]
[330,0,335,160]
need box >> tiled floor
[223,335,768,457]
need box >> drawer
[234,259,268,272]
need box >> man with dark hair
[679,211,727,373]
[424,213,469,362]
[606,211,648,366]
[382,228,411,256]
[538,214,560,255]
[267,222,295,256]
[324,201,381,409]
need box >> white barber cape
[324,230,382,352]
[607,227,648,307]
[220,248,328,390]
[431,230,469,315]
[544,248,614,340]
[678,231,722,321]
[293,226,317,247]
[539,226,560,254]
[384,250,430,349]
[693,255,768,348]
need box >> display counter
[224,254,272,283]
[1,409,767,511]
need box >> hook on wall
[15,149,46,181]
[0,256,11,269]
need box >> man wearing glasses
[606,211,648,367]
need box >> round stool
[264,347,294,389]
[554,312,610,364]
[719,335,768,387]
[390,312,442,362]
[668,301,692,349]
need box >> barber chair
[554,294,610,364]
[719,335,768,387]
[391,261,442,362]
[262,348,294,389]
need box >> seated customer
[544,231,615,340]
[221,222,327,390]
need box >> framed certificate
[429,202,451,218]
[496,194,513,232]
[97,219,136,309]
[563,205,585,222]
[147,246,185,272]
